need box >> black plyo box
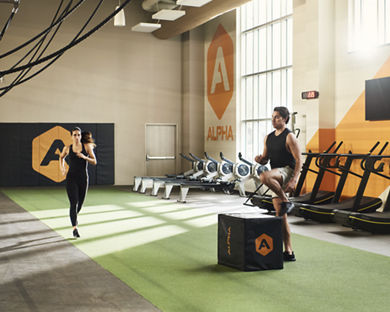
[218,213,283,271]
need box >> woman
[60,127,97,238]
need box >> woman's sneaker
[73,228,80,238]
[283,251,296,262]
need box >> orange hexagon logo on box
[32,126,72,183]
[255,233,273,256]
[207,24,234,120]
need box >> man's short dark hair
[274,106,290,123]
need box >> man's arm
[255,136,269,165]
[284,133,302,193]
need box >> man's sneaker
[283,251,296,262]
[280,201,294,215]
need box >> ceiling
[146,0,251,39]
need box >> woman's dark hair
[71,127,82,134]
[273,106,290,123]
[81,131,96,147]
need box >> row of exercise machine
[133,152,269,203]
[251,141,390,234]
[133,141,390,234]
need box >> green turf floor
[2,186,390,312]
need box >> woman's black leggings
[66,175,88,226]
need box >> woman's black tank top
[266,128,296,170]
[67,144,88,178]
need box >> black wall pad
[0,123,114,186]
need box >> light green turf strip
[3,187,390,312]
[0,186,157,211]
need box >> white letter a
[211,46,230,94]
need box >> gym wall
[204,10,237,163]
[0,0,182,186]
[181,28,205,173]
[0,123,114,186]
[294,0,390,199]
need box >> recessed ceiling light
[131,22,161,32]
[152,9,186,21]
[177,0,212,7]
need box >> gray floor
[289,215,390,257]
[0,192,160,312]
[1,187,390,312]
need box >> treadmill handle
[360,142,389,172]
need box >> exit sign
[302,91,319,99]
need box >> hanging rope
[0,0,71,94]
[0,0,20,41]
[0,0,87,59]
[0,0,105,96]
[0,0,133,97]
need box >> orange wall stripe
[306,56,390,197]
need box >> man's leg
[260,169,294,215]
[282,216,293,253]
[260,170,288,201]
[264,172,291,251]
[272,196,282,216]
[272,197,294,259]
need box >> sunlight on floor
[128,200,172,207]
[77,225,187,257]
[29,196,257,258]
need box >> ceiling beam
[152,0,251,40]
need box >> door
[145,124,177,176]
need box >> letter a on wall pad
[32,126,72,183]
[207,24,234,120]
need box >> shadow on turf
[289,218,325,226]
[328,229,375,237]
[183,264,253,274]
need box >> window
[238,0,293,161]
[348,0,390,51]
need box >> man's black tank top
[266,128,296,170]
[67,144,88,178]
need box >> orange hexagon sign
[32,126,72,183]
[255,233,274,256]
[207,24,234,120]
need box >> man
[255,106,302,262]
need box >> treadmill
[334,153,390,233]
[297,142,385,223]
[250,141,341,213]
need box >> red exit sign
[302,91,319,99]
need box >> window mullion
[239,0,293,160]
